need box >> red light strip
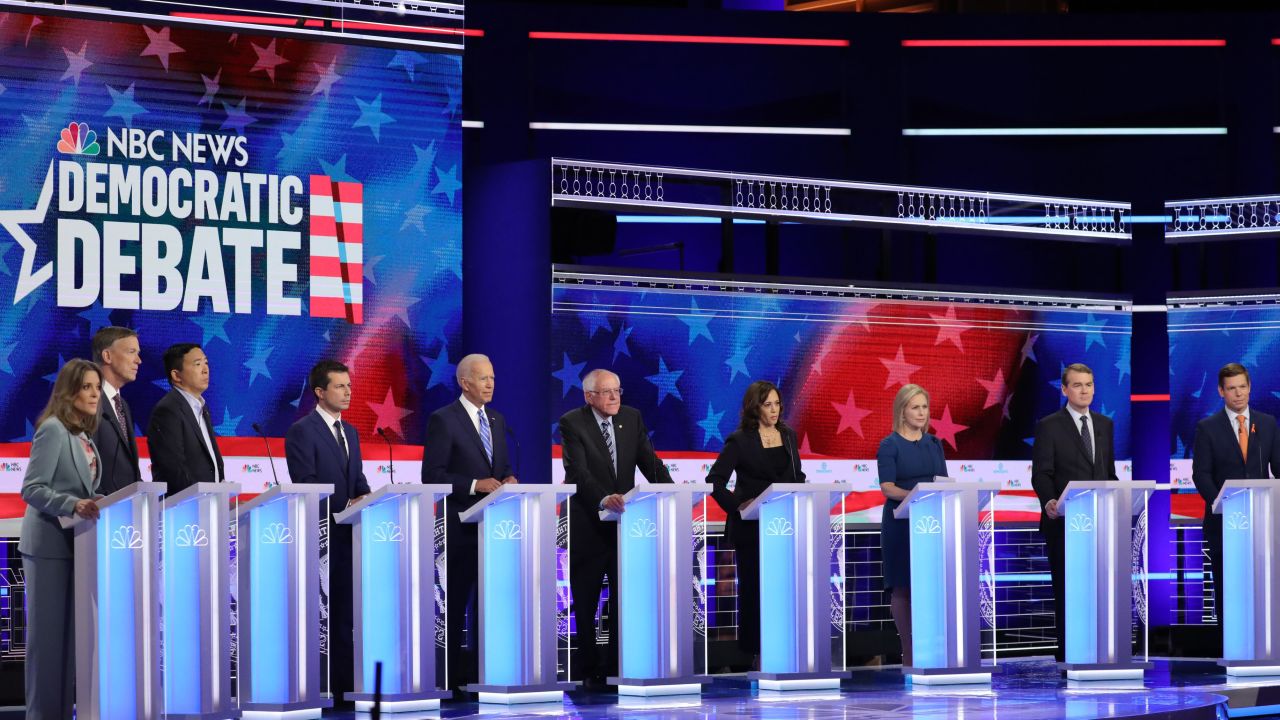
[1131,394,1171,402]
[529,31,847,47]
[170,12,483,37]
[903,39,1225,48]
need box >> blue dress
[877,431,948,590]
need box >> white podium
[1212,478,1280,676]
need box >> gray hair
[456,353,491,383]
[582,368,620,392]
[892,384,931,434]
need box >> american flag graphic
[309,175,364,324]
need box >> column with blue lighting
[1213,479,1280,675]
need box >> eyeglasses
[590,388,624,398]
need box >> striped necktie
[478,409,493,464]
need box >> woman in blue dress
[877,383,947,667]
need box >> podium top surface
[236,482,333,517]
[1212,478,1280,513]
[599,481,710,521]
[892,478,1002,520]
[739,482,849,520]
[163,481,243,509]
[458,482,575,524]
[60,480,168,529]
[1059,480,1163,501]
[334,482,451,524]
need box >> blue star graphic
[612,325,633,362]
[78,305,113,335]
[1175,436,1187,458]
[1084,312,1108,351]
[190,311,231,345]
[387,50,425,81]
[552,352,586,398]
[244,345,274,386]
[9,418,34,443]
[105,83,146,126]
[696,402,725,447]
[43,354,66,385]
[1192,371,1207,399]
[1114,338,1131,384]
[1097,403,1116,420]
[443,84,460,116]
[319,155,357,183]
[580,312,611,341]
[1048,362,1066,393]
[290,378,310,409]
[422,345,456,390]
[645,356,684,406]
[0,240,13,276]
[215,407,243,436]
[353,94,395,142]
[725,345,752,383]
[409,141,437,178]
[0,341,15,374]
[220,97,257,135]
[432,164,461,205]
[679,299,714,345]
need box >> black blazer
[422,399,512,517]
[706,426,805,535]
[559,404,672,531]
[1031,407,1118,532]
[285,410,371,514]
[145,388,225,497]
[93,389,141,496]
[1192,407,1280,532]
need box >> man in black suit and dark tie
[286,360,371,709]
[91,326,142,495]
[422,353,516,690]
[146,343,224,496]
[1031,362,1118,662]
[559,369,672,687]
[1192,362,1280,652]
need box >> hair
[1061,362,1094,386]
[892,383,931,434]
[162,343,202,386]
[456,353,491,384]
[1219,362,1250,388]
[37,358,101,435]
[583,368,619,392]
[91,326,137,365]
[309,360,349,395]
[738,380,786,433]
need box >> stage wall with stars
[0,11,461,503]
[550,278,1133,523]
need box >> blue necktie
[478,409,493,465]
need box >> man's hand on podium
[602,494,625,513]
[1044,498,1061,520]
[502,475,518,484]
[475,478,502,493]
[346,493,369,509]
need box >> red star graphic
[830,391,873,438]
[928,304,968,352]
[880,345,922,389]
[367,387,414,438]
[250,39,289,83]
[931,405,969,451]
[800,433,813,455]
[977,368,1008,409]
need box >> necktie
[478,409,493,465]
[111,393,128,437]
[201,404,221,481]
[1079,415,1093,463]
[334,420,349,469]
[601,420,616,474]
[1238,414,1249,461]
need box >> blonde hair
[892,384,930,434]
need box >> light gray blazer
[19,417,100,559]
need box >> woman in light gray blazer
[20,358,103,719]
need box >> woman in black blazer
[707,380,806,664]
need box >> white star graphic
[3,161,54,303]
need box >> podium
[162,482,242,719]
[1212,478,1280,676]
[63,481,166,720]
[739,482,850,691]
[894,478,1001,685]
[334,483,453,712]
[236,483,333,717]
[458,484,577,703]
[598,483,711,696]
[1058,480,1161,680]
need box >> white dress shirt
[176,387,221,481]
[459,395,487,494]
[1065,405,1096,462]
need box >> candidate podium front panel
[1214,479,1280,675]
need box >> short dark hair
[1061,363,1093,385]
[309,360,349,395]
[91,326,137,364]
[1219,362,1250,388]
[162,343,202,385]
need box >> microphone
[503,421,521,481]
[251,422,281,488]
[376,427,396,484]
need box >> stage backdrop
[0,10,462,513]
[550,272,1133,523]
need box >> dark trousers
[445,520,479,689]
[569,507,618,681]
[1042,520,1066,662]
[329,524,355,703]
[23,554,75,720]
[731,519,761,656]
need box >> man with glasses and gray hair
[559,368,672,688]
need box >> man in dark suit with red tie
[1192,362,1280,653]
[422,353,516,691]
[91,326,142,495]
[1031,363,1118,662]
[559,368,672,687]
[147,343,224,496]
[286,360,370,708]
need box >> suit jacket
[285,410,371,515]
[19,418,101,559]
[93,389,141,496]
[559,405,672,534]
[707,426,805,535]
[146,388,225,497]
[1192,407,1280,532]
[422,399,512,518]
[1031,407,1118,532]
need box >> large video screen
[550,272,1132,522]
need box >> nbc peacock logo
[56,122,100,156]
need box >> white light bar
[756,678,842,691]
[1066,668,1145,681]
[478,690,565,704]
[616,683,704,697]
[462,120,485,129]
[1226,665,1280,677]
[904,127,1227,136]
[354,698,442,712]
[908,672,993,685]
[533,122,850,136]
